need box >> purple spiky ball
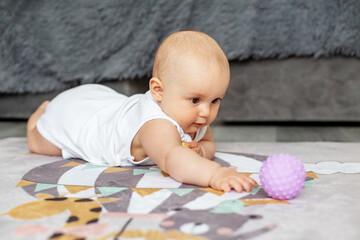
[259,153,306,200]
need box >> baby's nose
[199,104,210,118]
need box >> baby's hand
[209,167,258,193]
[184,141,203,156]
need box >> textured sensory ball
[259,153,306,200]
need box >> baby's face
[159,56,230,136]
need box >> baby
[27,30,258,193]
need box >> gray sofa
[1,0,359,121]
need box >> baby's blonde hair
[152,30,229,82]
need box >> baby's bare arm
[138,119,220,186]
[185,127,215,159]
[138,120,258,192]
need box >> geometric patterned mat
[9,151,316,239]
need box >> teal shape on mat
[167,188,195,196]
[251,186,262,195]
[211,199,244,214]
[35,183,58,192]
[82,164,107,170]
[133,169,160,175]
[305,180,313,188]
[97,187,127,197]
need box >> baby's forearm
[163,145,221,187]
[198,140,216,159]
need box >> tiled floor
[1,120,359,142]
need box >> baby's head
[150,30,230,136]
[152,30,229,84]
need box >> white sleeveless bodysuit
[37,84,207,166]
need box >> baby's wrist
[198,142,206,157]
[198,141,215,159]
[209,166,225,186]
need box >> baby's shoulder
[139,118,179,136]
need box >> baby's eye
[212,98,221,104]
[191,98,200,104]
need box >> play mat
[1,138,359,239]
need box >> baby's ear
[149,77,164,102]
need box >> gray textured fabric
[1,0,360,94]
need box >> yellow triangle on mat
[199,188,225,196]
[64,185,93,194]
[130,188,162,197]
[60,161,84,168]
[16,179,36,188]
[307,171,318,179]
[242,199,289,205]
[240,173,253,177]
[161,171,170,177]
[104,167,131,173]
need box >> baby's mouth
[194,123,204,127]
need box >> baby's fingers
[242,181,253,193]
[235,176,257,193]
[242,177,260,192]
[229,179,244,193]
[220,182,231,192]
[247,176,259,188]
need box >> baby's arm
[184,127,215,159]
[138,119,258,192]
